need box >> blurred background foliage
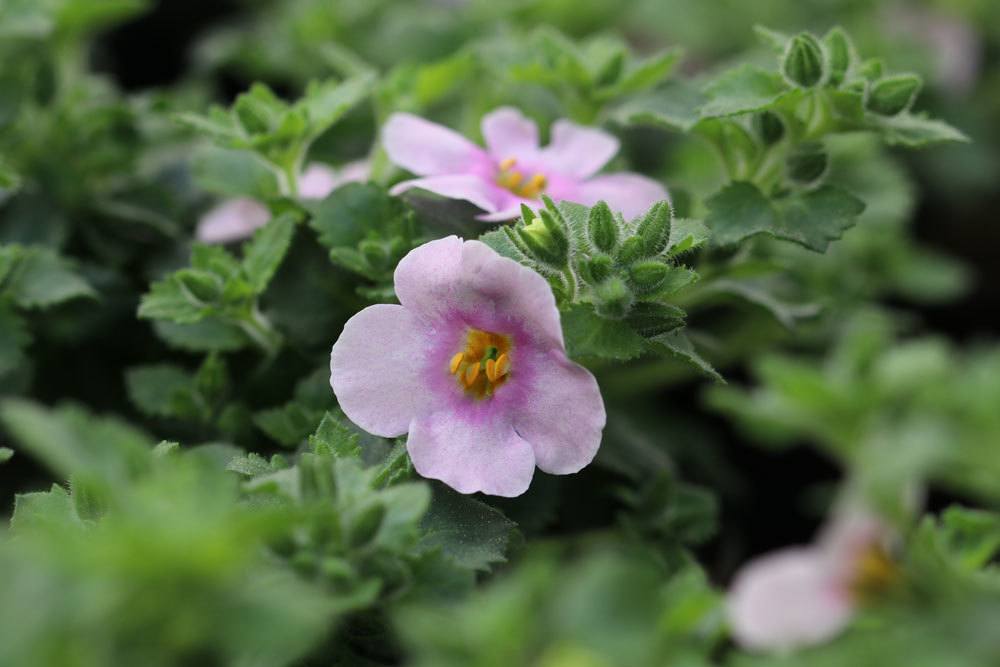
[1,0,999,665]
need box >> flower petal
[407,410,535,497]
[389,174,505,213]
[394,238,564,348]
[196,198,270,244]
[481,107,540,159]
[575,173,669,220]
[538,119,619,179]
[298,163,339,199]
[727,547,854,652]
[383,112,489,177]
[330,304,430,438]
[514,351,605,474]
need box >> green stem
[562,266,578,304]
[239,306,284,359]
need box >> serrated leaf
[700,64,788,118]
[241,214,296,293]
[649,331,724,383]
[308,412,361,458]
[667,218,711,254]
[300,74,374,140]
[705,181,865,252]
[614,80,707,132]
[419,487,518,571]
[226,452,276,477]
[561,304,648,361]
[255,402,325,448]
[11,485,81,533]
[1,246,96,308]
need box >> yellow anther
[499,157,517,171]
[507,170,523,187]
[495,353,510,378]
[465,363,481,386]
[528,173,547,188]
[485,358,497,382]
[449,352,465,375]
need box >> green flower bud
[859,58,884,82]
[782,33,826,88]
[786,141,828,186]
[823,27,854,87]
[513,213,569,270]
[234,96,273,135]
[753,111,785,145]
[628,261,670,295]
[587,200,619,253]
[866,74,922,117]
[626,302,685,337]
[594,276,633,319]
[636,200,673,257]
[579,254,613,286]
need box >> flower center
[848,544,899,601]
[495,157,547,199]
[448,328,512,399]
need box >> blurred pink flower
[329,236,605,497]
[727,512,895,652]
[383,107,667,222]
[196,160,370,244]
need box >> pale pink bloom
[329,236,606,497]
[727,512,892,652]
[195,160,369,244]
[383,107,667,222]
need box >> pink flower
[383,107,667,222]
[727,512,896,652]
[196,160,370,244]
[329,236,606,497]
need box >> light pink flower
[727,512,894,652]
[383,107,667,222]
[329,236,606,497]
[196,160,370,244]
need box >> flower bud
[866,74,922,117]
[505,212,569,271]
[579,254,613,286]
[823,27,853,87]
[628,261,670,295]
[594,276,633,319]
[786,142,828,186]
[636,200,673,257]
[587,200,619,253]
[782,33,826,88]
[753,111,785,146]
[234,95,273,135]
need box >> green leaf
[0,301,30,376]
[871,113,969,148]
[704,279,820,329]
[649,331,724,383]
[192,147,281,199]
[152,319,250,353]
[299,74,374,141]
[705,181,865,251]
[700,64,788,118]
[255,402,325,448]
[11,485,81,533]
[419,487,518,572]
[615,80,707,132]
[308,412,361,459]
[241,214,296,293]
[226,452,281,478]
[0,446,12,463]
[561,304,648,361]
[0,245,96,308]
[125,364,193,418]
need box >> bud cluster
[507,198,686,335]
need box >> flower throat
[449,328,512,399]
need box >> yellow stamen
[485,358,497,382]
[465,363,480,386]
[449,352,465,375]
[495,353,510,378]
[499,157,517,171]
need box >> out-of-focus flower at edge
[383,107,667,222]
[727,511,898,652]
[196,160,370,243]
[888,7,982,95]
[329,236,606,497]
